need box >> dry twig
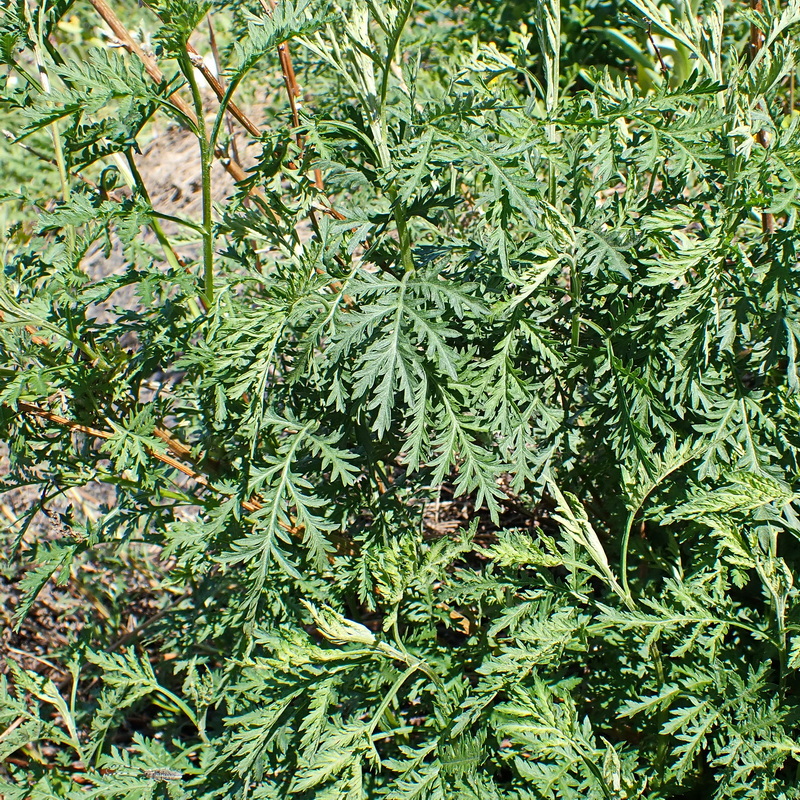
[15,401,264,511]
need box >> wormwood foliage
[2,0,800,797]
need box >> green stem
[538,0,560,205]
[52,124,75,255]
[28,2,74,254]
[378,0,413,110]
[200,151,214,304]
[569,259,581,349]
[125,151,203,318]
[392,195,415,273]
[11,60,44,92]
[620,508,636,599]
[650,641,670,787]
[368,0,416,275]
[367,662,419,740]
[155,687,208,743]
[209,72,248,154]
[181,50,214,306]
[152,211,206,235]
[75,337,107,366]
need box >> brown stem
[92,0,340,219]
[16,330,209,462]
[646,22,669,79]
[87,0,262,197]
[93,0,254,154]
[258,0,324,190]
[87,0,197,124]
[18,400,113,440]
[24,324,49,346]
[258,0,300,130]
[152,426,194,460]
[749,0,765,59]
[186,45,262,138]
[15,400,263,511]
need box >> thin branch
[646,21,669,79]
[18,401,112,440]
[258,0,324,190]
[90,0,344,223]
[258,0,301,130]
[87,0,197,125]
[186,45,262,139]
[87,0,263,199]
[15,401,235,502]
[207,14,241,165]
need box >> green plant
[3,0,800,797]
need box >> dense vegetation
[2,0,800,797]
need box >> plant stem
[749,0,774,234]
[569,258,581,349]
[620,508,637,600]
[378,0,413,110]
[367,662,419,740]
[51,123,72,231]
[88,0,197,124]
[535,0,561,204]
[392,196,415,273]
[181,50,215,306]
[155,686,208,743]
[27,0,75,254]
[125,151,204,318]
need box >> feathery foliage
[3,0,800,797]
